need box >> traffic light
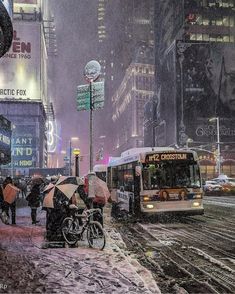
[0,1,13,58]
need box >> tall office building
[0,0,56,176]
[144,0,235,178]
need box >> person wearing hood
[26,183,41,225]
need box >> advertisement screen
[176,41,235,145]
[12,125,37,168]
[0,115,11,165]
[0,22,41,101]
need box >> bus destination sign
[146,152,193,162]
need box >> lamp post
[209,117,221,175]
[73,148,80,177]
[84,60,101,172]
[68,137,79,176]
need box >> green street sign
[76,81,105,111]
[77,84,90,111]
[93,81,104,109]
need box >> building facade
[144,0,235,178]
[111,45,154,156]
[0,0,56,176]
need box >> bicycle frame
[69,208,102,239]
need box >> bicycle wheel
[61,217,78,245]
[87,221,106,250]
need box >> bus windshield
[142,161,201,190]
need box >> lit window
[197,34,203,40]
[203,18,209,25]
[203,34,209,41]
[223,35,230,42]
[210,36,217,41]
[190,34,196,40]
[216,18,223,26]
[223,16,229,26]
[229,16,234,27]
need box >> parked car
[203,180,223,195]
[211,175,235,195]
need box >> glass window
[196,14,202,25]
[223,16,229,26]
[142,161,201,190]
[124,169,134,192]
[203,34,209,41]
[210,36,217,41]
[190,34,196,40]
[203,18,209,25]
[229,16,234,27]
[111,167,118,189]
[197,34,203,40]
[216,17,223,25]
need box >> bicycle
[61,205,106,250]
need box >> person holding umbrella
[26,183,41,225]
[1,177,20,225]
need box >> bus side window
[124,169,134,192]
[112,167,118,189]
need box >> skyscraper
[94,0,154,160]
[145,0,235,178]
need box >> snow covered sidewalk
[0,207,160,293]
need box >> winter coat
[0,185,4,207]
[27,184,41,208]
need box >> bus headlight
[146,204,154,209]
[193,201,200,207]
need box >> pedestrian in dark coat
[26,183,41,224]
[1,177,17,225]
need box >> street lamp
[84,60,101,172]
[209,117,221,175]
[186,138,193,148]
[69,137,79,176]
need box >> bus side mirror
[135,166,141,177]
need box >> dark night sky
[49,0,99,173]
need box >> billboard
[0,115,11,165]
[12,125,37,168]
[0,22,41,101]
[176,41,235,146]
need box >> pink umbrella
[93,176,110,204]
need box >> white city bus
[107,147,204,217]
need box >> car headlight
[193,194,202,199]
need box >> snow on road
[0,207,160,294]
[203,196,235,208]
